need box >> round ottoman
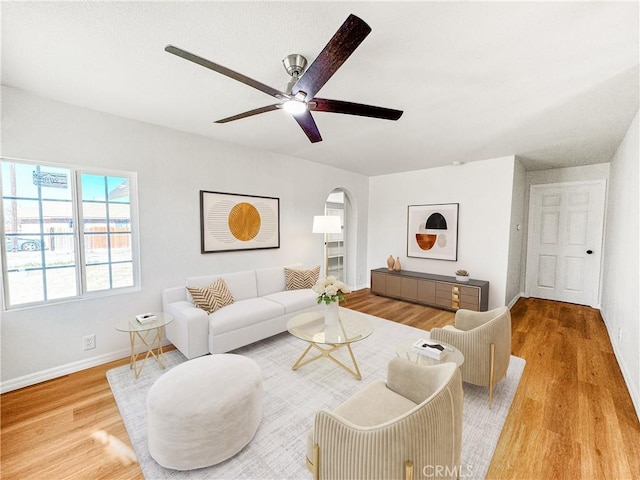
[146,354,263,470]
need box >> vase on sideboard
[387,255,395,270]
[393,257,401,271]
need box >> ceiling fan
[165,14,403,143]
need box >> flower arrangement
[312,276,351,304]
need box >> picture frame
[407,203,459,261]
[200,190,280,253]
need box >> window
[1,158,139,308]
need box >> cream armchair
[306,359,463,480]
[430,306,511,408]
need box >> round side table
[115,313,173,378]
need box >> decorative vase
[456,275,469,282]
[393,257,401,271]
[387,255,395,270]
[324,301,339,326]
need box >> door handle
[586,250,593,254]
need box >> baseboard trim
[600,310,640,422]
[0,340,172,394]
[507,292,524,309]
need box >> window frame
[1,157,141,310]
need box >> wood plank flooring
[1,291,638,479]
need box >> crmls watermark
[422,464,474,478]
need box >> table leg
[128,332,136,370]
[129,326,167,379]
[291,342,362,380]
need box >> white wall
[600,111,640,420]
[368,156,516,310]
[505,158,526,306]
[0,86,370,391]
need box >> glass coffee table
[396,338,464,367]
[115,312,173,378]
[287,308,374,380]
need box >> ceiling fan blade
[292,14,371,100]
[215,104,281,123]
[292,111,323,143]
[165,45,288,99]
[310,98,403,120]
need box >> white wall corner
[507,292,523,310]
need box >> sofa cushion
[333,380,418,427]
[209,298,285,335]
[255,266,286,297]
[285,266,320,290]
[185,275,223,290]
[187,270,257,301]
[221,271,258,301]
[263,289,318,314]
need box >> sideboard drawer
[460,286,480,310]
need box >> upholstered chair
[430,306,511,408]
[306,358,463,480]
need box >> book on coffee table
[412,339,446,360]
[136,312,157,324]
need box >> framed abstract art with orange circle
[200,190,280,253]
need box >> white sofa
[162,265,321,359]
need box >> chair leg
[312,444,319,480]
[489,343,495,409]
[405,460,414,480]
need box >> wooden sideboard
[370,268,489,312]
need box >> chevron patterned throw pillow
[186,285,216,313]
[186,278,234,313]
[285,266,320,290]
[208,278,235,311]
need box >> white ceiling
[2,1,638,176]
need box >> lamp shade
[312,215,341,234]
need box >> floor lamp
[312,215,342,278]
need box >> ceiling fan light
[282,99,307,115]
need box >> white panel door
[525,180,606,306]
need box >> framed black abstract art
[407,203,458,261]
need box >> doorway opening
[324,190,345,281]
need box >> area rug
[107,313,525,479]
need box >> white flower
[313,276,351,304]
[335,281,351,294]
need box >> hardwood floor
[1,291,638,479]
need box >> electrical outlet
[83,334,96,351]
[617,326,622,341]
